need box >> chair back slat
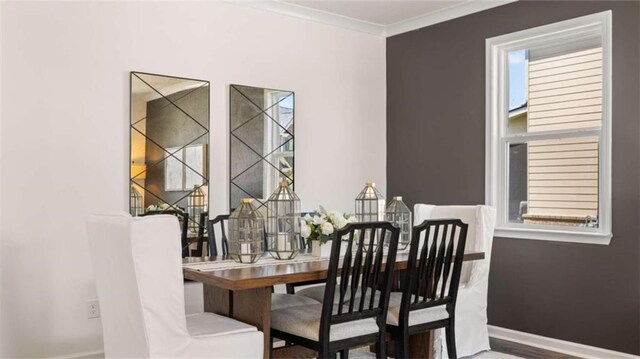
[337,231,355,315]
[399,219,468,325]
[415,224,436,303]
[347,231,365,314]
[425,224,442,300]
[194,211,209,256]
[368,233,386,310]
[430,224,449,299]
[318,222,399,343]
[207,214,230,257]
[439,225,458,299]
[358,228,376,312]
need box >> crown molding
[225,0,386,36]
[385,0,517,37]
[225,0,518,38]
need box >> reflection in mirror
[229,84,294,211]
[130,72,210,244]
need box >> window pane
[508,46,603,134]
[508,136,599,228]
[508,49,528,134]
[508,143,528,223]
[165,148,184,191]
[185,144,205,189]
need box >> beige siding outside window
[524,47,602,226]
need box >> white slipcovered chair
[414,204,496,358]
[184,281,205,314]
[86,213,263,358]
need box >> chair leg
[339,349,349,359]
[377,329,387,359]
[395,327,409,359]
[445,319,457,359]
[318,344,330,359]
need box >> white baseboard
[489,325,639,359]
[56,350,104,359]
[54,326,640,359]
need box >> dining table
[183,249,485,359]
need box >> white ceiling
[230,0,516,37]
[281,0,467,26]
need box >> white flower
[303,213,313,222]
[312,215,326,225]
[347,214,358,223]
[321,222,334,235]
[300,223,311,238]
[334,215,348,229]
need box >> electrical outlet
[87,299,100,319]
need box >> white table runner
[183,248,410,272]
[182,253,330,272]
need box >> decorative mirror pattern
[130,72,210,235]
[229,84,294,211]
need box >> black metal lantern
[266,181,301,260]
[228,198,265,263]
[386,196,412,249]
[355,182,386,249]
[355,182,386,222]
[187,185,206,233]
[130,185,143,216]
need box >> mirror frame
[228,84,295,211]
[129,71,211,218]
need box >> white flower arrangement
[301,206,357,244]
[145,203,184,214]
[145,203,186,223]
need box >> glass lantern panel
[266,186,300,260]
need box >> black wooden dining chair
[206,214,229,257]
[271,222,400,359]
[193,211,209,257]
[139,210,190,258]
[386,219,468,359]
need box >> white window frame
[485,11,612,245]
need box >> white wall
[0,2,386,357]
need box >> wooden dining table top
[183,250,485,291]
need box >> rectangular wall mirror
[130,72,210,237]
[229,84,294,211]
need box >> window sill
[494,227,612,245]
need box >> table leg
[202,285,272,359]
[372,331,434,358]
[409,331,435,359]
[203,284,231,316]
[232,287,272,359]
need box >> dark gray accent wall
[387,0,640,355]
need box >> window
[165,144,207,191]
[486,11,612,244]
